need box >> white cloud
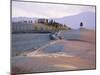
[12,1,95,18]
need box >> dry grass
[11,29,96,74]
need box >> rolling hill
[54,12,95,29]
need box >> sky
[12,1,95,18]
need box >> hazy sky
[12,1,95,18]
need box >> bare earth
[11,30,96,74]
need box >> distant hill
[12,12,95,30]
[54,12,95,29]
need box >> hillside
[54,12,95,29]
[12,22,70,33]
